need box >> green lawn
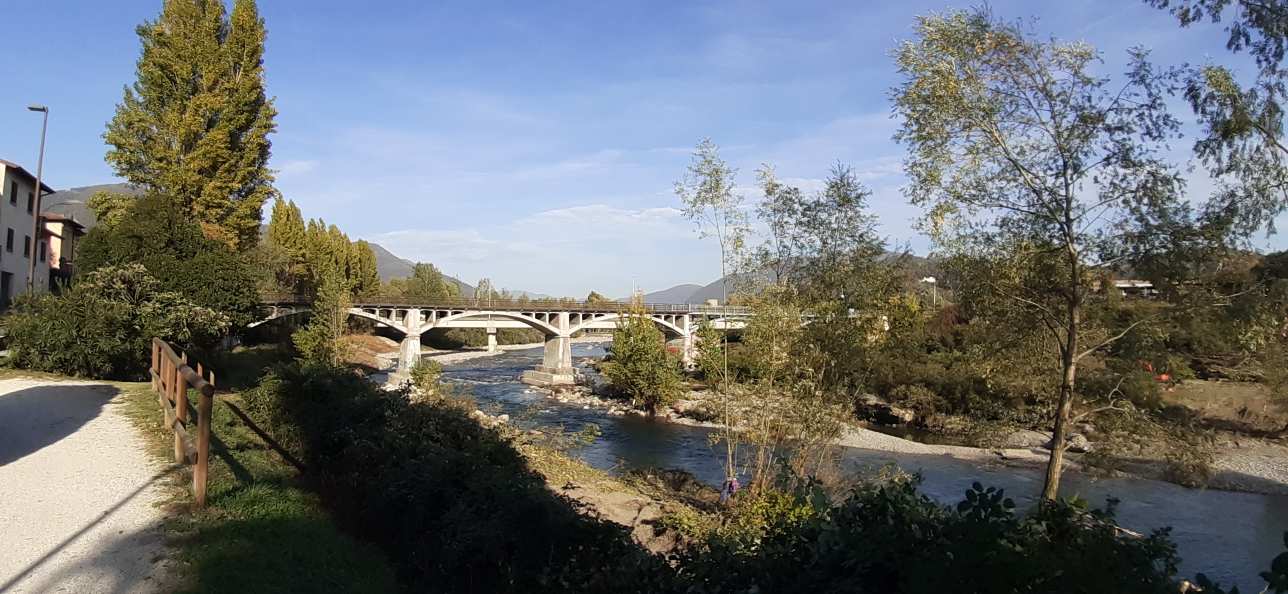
[118,381,399,594]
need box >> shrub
[602,312,684,415]
[77,193,261,329]
[887,383,942,422]
[676,478,1185,594]
[7,264,228,379]
[240,363,670,592]
[408,358,444,397]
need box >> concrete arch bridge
[255,296,750,385]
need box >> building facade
[0,159,53,305]
[42,213,85,290]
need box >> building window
[8,182,14,205]
[26,192,33,214]
[5,229,12,253]
[23,236,30,258]
[38,240,45,262]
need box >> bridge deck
[259,295,751,316]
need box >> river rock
[1004,429,1053,449]
[1067,433,1092,453]
[1041,432,1093,453]
[855,394,917,425]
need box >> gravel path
[0,377,172,593]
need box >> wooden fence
[149,337,216,506]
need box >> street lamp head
[27,105,47,113]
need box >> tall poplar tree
[350,241,380,297]
[105,0,277,250]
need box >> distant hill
[366,242,474,297]
[41,182,143,228]
[620,283,704,304]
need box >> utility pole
[26,105,48,294]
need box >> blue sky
[0,0,1276,296]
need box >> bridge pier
[486,327,499,353]
[397,333,421,375]
[679,314,695,367]
[521,313,576,387]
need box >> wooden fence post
[173,365,187,464]
[194,388,211,506]
[150,341,159,392]
[150,339,217,508]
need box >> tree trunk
[1042,303,1079,500]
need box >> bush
[7,264,229,379]
[408,358,444,397]
[602,312,684,415]
[676,478,1186,594]
[77,193,262,329]
[887,383,942,422]
[240,363,670,592]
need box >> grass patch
[195,344,295,392]
[118,382,398,594]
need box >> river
[441,342,1288,591]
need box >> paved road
[0,378,172,593]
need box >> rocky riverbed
[528,358,1288,497]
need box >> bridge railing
[259,293,751,316]
[149,338,216,507]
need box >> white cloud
[276,159,319,178]
[365,203,718,296]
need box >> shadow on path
[0,465,178,593]
[0,383,118,466]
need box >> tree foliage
[892,9,1192,499]
[1147,0,1288,236]
[602,307,684,415]
[77,193,261,329]
[8,264,228,379]
[105,0,277,250]
[677,138,750,482]
[388,262,461,301]
[755,163,889,302]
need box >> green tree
[76,193,261,329]
[892,9,1190,499]
[475,277,498,304]
[676,138,750,483]
[263,197,308,292]
[400,262,461,301]
[753,162,902,396]
[87,190,136,228]
[105,0,277,250]
[602,308,683,416]
[585,290,611,305]
[693,320,727,388]
[1147,0,1288,237]
[292,264,350,366]
[349,240,380,297]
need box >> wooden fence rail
[149,337,216,507]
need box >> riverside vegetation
[9,0,1288,591]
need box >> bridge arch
[567,313,685,338]
[346,309,407,333]
[248,306,409,334]
[247,307,306,329]
[430,310,560,336]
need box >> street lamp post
[920,276,938,307]
[26,105,48,294]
